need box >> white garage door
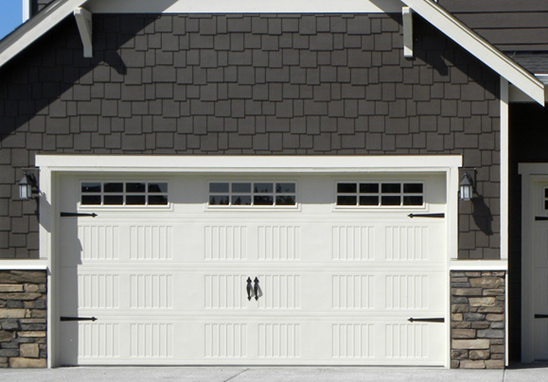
[57,172,447,366]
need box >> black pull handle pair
[246,277,260,301]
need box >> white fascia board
[401,0,545,106]
[88,0,402,13]
[0,0,89,70]
[36,155,462,173]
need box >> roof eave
[401,0,545,105]
[0,0,89,69]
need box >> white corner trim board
[401,0,545,105]
[36,155,463,173]
[87,0,402,13]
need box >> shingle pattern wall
[0,14,500,259]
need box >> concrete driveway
[2,365,548,382]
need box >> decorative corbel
[74,7,93,58]
[402,6,413,58]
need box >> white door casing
[37,155,461,367]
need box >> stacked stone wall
[451,270,505,369]
[0,270,46,368]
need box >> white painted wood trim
[449,260,507,271]
[0,0,88,69]
[22,0,31,22]
[519,169,535,362]
[501,78,509,260]
[87,0,402,13]
[74,7,92,58]
[0,260,48,270]
[402,7,413,58]
[36,155,463,173]
[401,0,545,105]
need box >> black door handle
[253,277,259,301]
[246,277,254,301]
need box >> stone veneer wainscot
[451,271,505,369]
[0,271,47,368]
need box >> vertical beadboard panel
[257,275,301,309]
[204,275,247,309]
[332,226,374,260]
[385,324,428,359]
[205,226,247,260]
[332,275,375,309]
[258,226,301,260]
[385,226,428,261]
[130,274,173,309]
[332,324,375,358]
[129,226,173,260]
[79,323,119,358]
[385,275,429,310]
[78,274,119,309]
[79,226,120,260]
[258,323,301,358]
[204,324,247,358]
[130,323,173,358]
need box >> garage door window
[209,182,296,207]
[81,182,168,206]
[336,182,423,207]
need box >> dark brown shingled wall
[0,13,500,259]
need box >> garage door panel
[59,173,447,366]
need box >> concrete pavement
[2,365,548,382]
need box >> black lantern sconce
[18,171,39,200]
[459,169,476,201]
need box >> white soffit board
[0,0,88,69]
[401,0,545,106]
[88,0,402,13]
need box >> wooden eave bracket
[73,7,92,58]
[402,7,413,58]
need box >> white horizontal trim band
[449,260,507,271]
[0,260,48,270]
[36,155,463,172]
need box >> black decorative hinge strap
[535,314,548,319]
[535,216,548,221]
[408,213,445,218]
[60,316,98,322]
[60,212,98,218]
[408,317,444,323]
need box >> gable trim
[401,0,545,105]
[0,0,88,70]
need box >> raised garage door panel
[57,173,447,366]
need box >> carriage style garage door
[57,172,447,366]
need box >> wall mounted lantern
[459,172,474,201]
[18,171,39,200]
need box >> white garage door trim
[36,155,462,368]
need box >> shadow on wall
[472,196,493,235]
